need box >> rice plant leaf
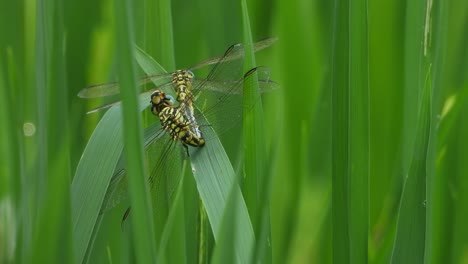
[331,0,350,262]
[71,106,124,263]
[240,0,271,263]
[349,0,369,262]
[114,0,157,261]
[391,68,432,264]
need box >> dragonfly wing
[192,67,277,140]
[191,66,279,95]
[189,37,278,71]
[78,74,172,99]
[100,167,128,214]
[99,121,171,213]
[78,82,122,98]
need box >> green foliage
[2,0,468,263]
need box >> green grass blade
[349,0,369,263]
[72,106,125,263]
[32,0,72,262]
[0,49,21,264]
[114,0,156,262]
[425,0,447,262]
[150,0,175,70]
[210,176,241,264]
[391,68,431,263]
[449,91,468,263]
[189,129,255,264]
[240,1,272,263]
[241,0,261,231]
[390,1,430,262]
[157,162,187,263]
[271,0,331,262]
[331,0,350,262]
[400,0,428,172]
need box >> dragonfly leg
[183,144,190,157]
[121,207,131,231]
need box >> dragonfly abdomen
[151,89,205,147]
[170,70,205,147]
[159,106,205,147]
[172,70,194,103]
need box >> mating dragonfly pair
[79,37,278,217]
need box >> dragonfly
[79,37,279,221]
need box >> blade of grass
[391,67,431,263]
[390,0,430,262]
[137,0,179,246]
[271,0,331,262]
[241,0,261,230]
[157,161,187,263]
[152,0,175,70]
[400,0,428,173]
[189,129,255,264]
[32,0,72,262]
[450,91,468,263]
[349,0,369,262]
[241,1,270,263]
[210,173,241,264]
[71,27,166,264]
[425,0,445,262]
[331,0,350,262]
[0,49,20,264]
[72,106,125,263]
[367,2,405,261]
[113,0,156,262]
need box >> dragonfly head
[150,90,174,115]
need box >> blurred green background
[1,0,468,263]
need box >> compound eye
[165,94,175,105]
[151,90,164,104]
[186,70,195,79]
[151,96,160,105]
[151,90,163,97]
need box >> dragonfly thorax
[150,90,174,115]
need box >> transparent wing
[188,67,279,140]
[99,122,183,214]
[189,37,278,71]
[78,74,173,98]
[78,37,278,102]
[84,89,157,114]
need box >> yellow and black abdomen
[158,106,205,147]
[150,89,205,148]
